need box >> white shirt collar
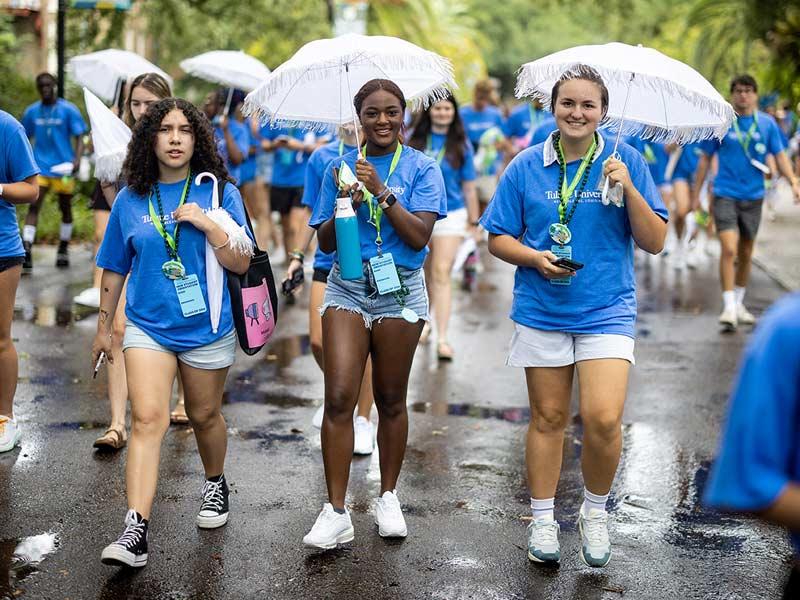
[542,131,605,167]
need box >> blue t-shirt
[480,133,668,337]
[0,110,39,258]
[704,292,800,556]
[302,140,355,272]
[529,114,558,147]
[238,121,259,185]
[460,105,506,150]
[21,99,87,178]
[700,112,786,201]
[96,179,252,352]
[310,145,447,270]
[214,120,249,186]
[626,138,669,186]
[505,104,546,142]
[261,126,311,188]
[423,132,476,212]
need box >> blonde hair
[123,73,172,128]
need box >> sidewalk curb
[752,256,796,292]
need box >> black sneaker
[22,242,32,275]
[55,241,69,268]
[196,474,229,529]
[101,510,148,567]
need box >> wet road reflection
[0,533,59,600]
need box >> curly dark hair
[407,93,467,169]
[123,97,231,195]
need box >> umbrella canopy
[69,49,172,103]
[515,42,735,144]
[243,34,455,130]
[180,51,271,93]
[83,87,131,182]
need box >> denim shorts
[123,321,237,370]
[321,262,429,329]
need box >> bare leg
[23,186,47,228]
[57,192,73,227]
[107,281,129,432]
[429,235,462,352]
[124,348,177,519]
[718,229,738,292]
[370,317,425,494]
[179,362,230,478]
[309,281,326,370]
[287,206,306,254]
[356,359,373,419]
[0,265,21,417]
[576,359,630,495]
[735,237,756,288]
[320,310,371,508]
[524,366,574,498]
[672,181,691,242]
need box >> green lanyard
[148,174,192,262]
[556,136,597,223]
[362,143,403,248]
[732,113,759,158]
[528,105,542,133]
[642,143,657,164]
[425,134,446,165]
[338,140,344,156]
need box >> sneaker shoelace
[531,520,559,545]
[116,522,145,550]
[200,480,225,512]
[583,512,610,546]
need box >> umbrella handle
[195,172,220,208]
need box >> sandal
[170,409,190,426]
[437,341,454,362]
[93,427,127,451]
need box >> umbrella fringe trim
[515,63,734,142]
[93,152,126,183]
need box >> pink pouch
[240,278,276,348]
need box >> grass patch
[15,181,96,244]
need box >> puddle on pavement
[410,402,529,424]
[233,426,305,448]
[0,532,59,599]
[48,421,107,431]
[14,300,95,328]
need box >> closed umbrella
[69,49,172,104]
[83,87,131,182]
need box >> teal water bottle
[335,196,363,280]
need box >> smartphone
[553,257,584,272]
[275,134,290,143]
[281,269,305,296]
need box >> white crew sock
[722,290,736,312]
[734,286,746,306]
[581,487,609,516]
[530,497,555,522]
[59,223,73,242]
[22,225,36,244]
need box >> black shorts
[88,181,111,211]
[0,256,24,272]
[271,186,304,216]
[713,197,763,240]
[312,268,330,283]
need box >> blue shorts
[256,153,273,183]
[123,321,237,370]
[240,158,257,185]
[321,263,429,329]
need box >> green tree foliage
[0,14,38,117]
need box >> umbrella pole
[224,87,234,117]
[344,63,363,158]
[611,72,635,156]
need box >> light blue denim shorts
[256,152,274,182]
[321,263,429,329]
[123,321,237,370]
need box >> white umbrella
[69,49,172,103]
[83,88,131,182]
[515,42,735,145]
[180,50,271,93]
[243,33,455,148]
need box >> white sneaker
[73,287,100,308]
[685,246,701,269]
[312,405,324,429]
[527,518,560,563]
[374,490,407,538]
[303,503,354,549]
[0,416,21,453]
[353,417,374,455]
[719,306,738,330]
[737,304,756,325]
[578,509,612,567]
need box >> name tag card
[369,253,402,295]
[174,274,208,317]
[550,245,572,286]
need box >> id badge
[369,253,402,295]
[174,274,208,317]
[550,245,572,286]
[749,158,770,175]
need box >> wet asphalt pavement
[1,243,795,600]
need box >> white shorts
[475,175,497,203]
[432,207,468,238]
[506,323,635,368]
[123,321,237,370]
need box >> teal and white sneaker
[578,509,612,567]
[526,518,560,563]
